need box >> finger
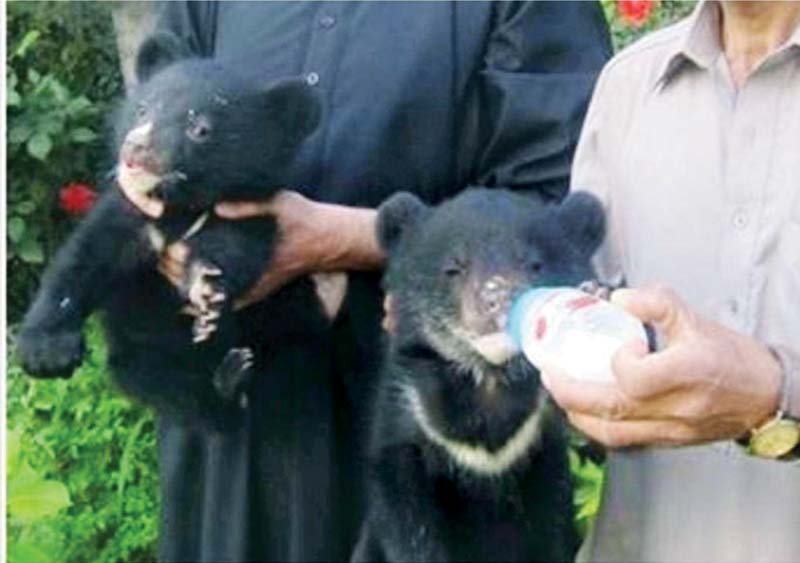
[614,340,705,400]
[180,304,201,317]
[188,282,210,312]
[157,260,183,287]
[200,309,221,322]
[567,412,698,448]
[611,339,687,399]
[164,241,190,265]
[215,200,275,219]
[540,364,632,420]
[233,273,285,311]
[611,286,687,340]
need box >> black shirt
[164,1,611,206]
[155,3,611,562]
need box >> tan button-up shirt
[571,2,800,561]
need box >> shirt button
[319,15,336,29]
[306,72,320,86]
[732,208,748,229]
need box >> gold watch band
[747,411,800,459]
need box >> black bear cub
[17,33,327,431]
[352,189,605,563]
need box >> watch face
[750,419,800,459]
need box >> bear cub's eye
[186,109,212,143]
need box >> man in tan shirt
[544,1,800,561]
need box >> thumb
[611,286,687,342]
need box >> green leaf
[8,88,21,106]
[8,540,54,563]
[39,116,65,136]
[27,68,41,84]
[9,459,40,495]
[66,96,92,116]
[13,30,41,59]
[50,79,70,103]
[8,124,33,145]
[70,127,97,143]
[8,217,26,243]
[26,132,52,161]
[7,427,23,474]
[17,237,44,264]
[15,201,36,215]
[8,477,71,521]
[33,400,54,412]
[117,417,149,497]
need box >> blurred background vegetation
[5,1,695,561]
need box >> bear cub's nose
[478,275,516,326]
[121,122,155,168]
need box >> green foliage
[6,1,123,322]
[7,427,72,563]
[8,426,72,522]
[569,447,606,540]
[7,321,160,563]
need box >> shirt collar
[654,1,800,91]
[653,1,721,92]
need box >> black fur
[353,189,605,562]
[17,34,327,432]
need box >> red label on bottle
[535,317,547,340]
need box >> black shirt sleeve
[473,1,612,203]
[156,0,218,58]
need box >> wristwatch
[744,346,800,460]
[745,411,800,459]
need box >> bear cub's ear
[135,32,191,84]
[263,77,323,149]
[376,192,429,254]
[557,191,606,257]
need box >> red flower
[617,0,655,27]
[59,182,98,215]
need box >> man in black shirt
[135,2,611,561]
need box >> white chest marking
[404,386,546,476]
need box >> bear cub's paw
[213,347,255,407]
[17,327,84,379]
[182,260,227,343]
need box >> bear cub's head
[378,189,605,375]
[115,32,321,211]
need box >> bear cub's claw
[213,347,254,405]
[578,279,616,301]
[184,260,226,343]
